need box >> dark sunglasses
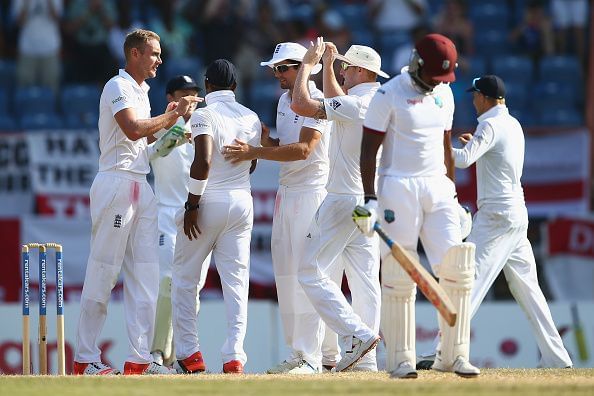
[272,63,300,73]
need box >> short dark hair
[124,29,160,60]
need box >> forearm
[253,142,312,161]
[122,111,179,141]
[291,63,320,117]
[323,62,344,98]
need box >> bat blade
[375,222,457,326]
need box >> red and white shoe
[123,361,176,375]
[223,360,243,374]
[174,351,207,374]
[73,361,120,375]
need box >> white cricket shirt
[453,104,526,208]
[364,67,454,178]
[151,117,194,207]
[276,81,330,188]
[324,82,380,195]
[98,69,152,175]
[190,90,261,192]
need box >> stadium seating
[63,111,99,130]
[0,114,17,131]
[492,55,534,84]
[14,86,56,117]
[470,2,510,31]
[161,56,203,83]
[0,60,16,90]
[474,29,510,57]
[60,84,101,115]
[19,112,63,130]
[538,107,584,126]
[0,89,9,115]
[539,55,582,83]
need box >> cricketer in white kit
[74,29,199,376]
[432,75,571,368]
[223,42,338,374]
[291,38,389,372]
[147,75,212,367]
[357,34,480,379]
[172,59,261,375]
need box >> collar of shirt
[477,104,508,123]
[118,69,150,93]
[347,81,381,96]
[205,90,236,105]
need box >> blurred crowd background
[0,0,590,131]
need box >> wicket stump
[22,243,65,375]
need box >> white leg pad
[151,276,174,363]
[434,243,475,370]
[381,253,416,371]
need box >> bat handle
[373,222,393,247]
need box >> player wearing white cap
[417,75,573,370]
[73,29,200,376]
[223,42,336,374]
[356,33,480,379]
[146,75,213,368]
[172,59,261,375]
[290,37,387,372]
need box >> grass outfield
[1,369,594,396]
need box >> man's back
[190,90,261,192]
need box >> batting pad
[151,276,174,362]
[435,243,475,370]
[381,254,417,371]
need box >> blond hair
[123,29,160,60]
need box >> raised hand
[303,36,326,66]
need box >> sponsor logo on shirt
[278,111,286,117]
[293,115,299,123]
[330,99,341,110]
[159,234,164,246]
[384,209,395,223]
[112,96,125,104]
[114,214,122,228]
[407,98,423,105]
[192,123,208,128]
[434,96,443,108]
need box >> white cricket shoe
[267,359,300,374]
[452,356,480,377]
[416,353,435,370]
[124,361,177,375]
[389,361,418,379]
[73,361,120,375]
[287,360,320,375]
[335,335,381,372]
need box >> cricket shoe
[352,363,378,372]
[433,355,480,378]
[223,360,243,374]
[416,354,435,370]
[322,364,335,373]
[73,361,120,375]
[389,361,418,379]
[288,360,320,374]
[267,359,300,374]
[335,335,381,372]
[124,361,176,375]
[174,351,206,374]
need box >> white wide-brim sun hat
[334,45,390,78]
[260,42,323,75]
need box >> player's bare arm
[114,95,202,141]
[360,127,385,197]
[321,41,345,98]
[444,130,455,182]
[291,37,327,119]
[223,127,322,163]
[184,134,212,241]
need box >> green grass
[1,369,594,396]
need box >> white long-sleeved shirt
[453,104,526,209]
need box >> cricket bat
[571,303,588,362]
[374,222,457,327]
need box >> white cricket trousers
[172,189,253,365]
[298,193,380,352]
[272,185,335,366]
[75,171,159,364]
[468,204,572,368]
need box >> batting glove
[352,199,378,237]
[150,124,186,160]
[454,196,472,239]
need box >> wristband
[364,195,377,204]
[189,177,207,196]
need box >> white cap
[334,45,389,78]
[260,42,323,75]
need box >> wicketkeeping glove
[150,124,187,160]
[352,199,378,237]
